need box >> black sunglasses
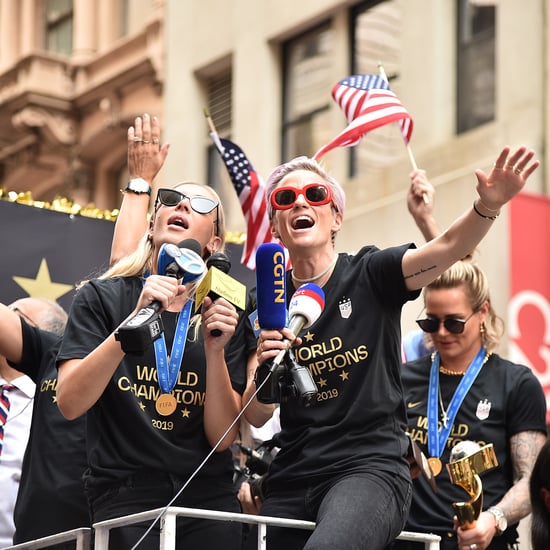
[416,310,478,334]
[155,188,218,214]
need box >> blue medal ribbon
[153,300,193,394]
[427,346,487,458]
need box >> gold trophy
[446,441,498,529]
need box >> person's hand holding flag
[313,74,413,160]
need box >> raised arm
[402,145,539,290]
[407,168,440,242]
[110,113,170,265]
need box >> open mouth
[291,215,314,230]
[168,215,189,229]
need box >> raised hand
[127,113,170,183]
[475,146,539,211]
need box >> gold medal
[427,457,442,477]
[156,393,177,416]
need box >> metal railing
[5,508,441,550]
[5,528,92,550]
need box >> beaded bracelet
[473,200,500,220]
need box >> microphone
[270,283,325,368]
[255,242,287,330]
[255,283,325,405]
[157,238,204,284]
[115,239,206,354]
[194,252,247,336]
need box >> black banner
[0,201,255,312]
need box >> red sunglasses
[270,183,333,211]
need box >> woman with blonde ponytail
[396,260,547,550]
[57,171,245,549]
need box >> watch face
[127,179,150,194]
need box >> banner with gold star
[1,200,256,313]
[0,200,115,312]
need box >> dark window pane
[282,24,333,159]
[351,0,404,176]
[456,0,496,133]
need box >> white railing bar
[4,508,441,550]
[4,528,92,550]
[92,506,318,532]
[159,512,176,550]
[93,506,440,549]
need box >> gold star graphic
[182,408,191,418]
[139,402,146,411]
[52,395,58,404]
[13,258,74,301]
[339,371,349,381]
[318,378,327,387]
[304,331,314,342]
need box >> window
[350,0,403,175]
[456,0,496,133]
[45,0,73,55]
[282,23,334,160]
[205,71,233,194]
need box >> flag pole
[203,108,224,153]
[377,63,428,204]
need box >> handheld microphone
[194,252,247,336]
[255,283,325,405]
[157,238,204,284]
[255,243,287,330]
[115,239,206,354]
[270,283,325,368]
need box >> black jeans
[245,470,412,550]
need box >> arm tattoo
[496,430,546,524]
[403,264,437,280]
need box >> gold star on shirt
[139,402,146,411]
[318,378,327,387]
[13,258,73,301]
[339,371,349,381]
[303,332,314,342]
[181,408,190,418]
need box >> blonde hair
[100,182,225,281]
[423,260,504,352]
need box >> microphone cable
[129,364,276,549]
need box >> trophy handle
[451,472,483,529]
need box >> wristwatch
[124,178,151,195]
[487,506,507,536]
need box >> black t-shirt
[402,353,547,540]
[245,244,420,489]
[10,321,89,542]
[57,276,248,488]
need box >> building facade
[0,0,547,339]
[0,0,547,546]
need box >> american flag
[213,137,279,270]
[313,74,413,160]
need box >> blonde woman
[57,180,245,550]
[398,261,546,550]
